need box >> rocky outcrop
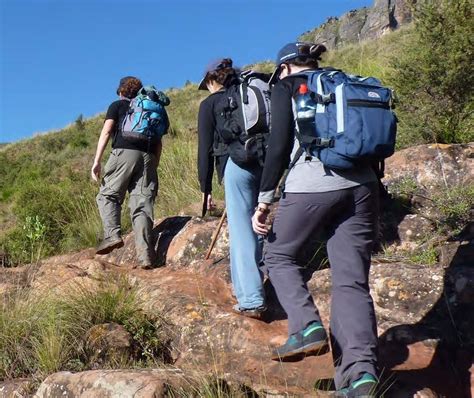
[0,379,33,398]
[85,323,132,369]
[300,0,415,49]
[7,236,472,396]
[381,143,474,249]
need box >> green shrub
[409,245,439,266]
[22,215,47,263]
[0,276,169,379]
[69,277,170,365]
[390,0,474,145]
[156,130,224,220]
[75,114,85,131]
[431,185,474,234]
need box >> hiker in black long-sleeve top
[197,58,266,317]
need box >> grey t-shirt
[284,138,376,193]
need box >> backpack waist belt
[299,135,335,148]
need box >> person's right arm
[258,80,296,202]
[253,80,296,235]
[197,97,216,208]
[91,119,115,182]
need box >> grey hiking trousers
[96,148,158,264]
[264,182,379,389]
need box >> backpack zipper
[347,99,390,109]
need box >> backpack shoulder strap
[239,70,272,104]
[240,70,271,83]
[278,146,305,197]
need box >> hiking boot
[232,304,267,320]
[335,373,378,398]
[271,321,329,361]
[95,236,124,255]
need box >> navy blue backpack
[295,69,397,170]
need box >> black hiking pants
[264,182,379,389]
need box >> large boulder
[308,17,340,49]
[98,215,229,269]
[381,143,474,249]
[0,379,33,398]
[33,369,189,398]
[384,143,474,191]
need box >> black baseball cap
[269,42,327,84]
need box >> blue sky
[0,0,373,143]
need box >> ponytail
[288,43,327,69]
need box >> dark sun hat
[198,58,233,90]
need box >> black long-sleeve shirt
[259,75,305,194]
[197,89,229,193]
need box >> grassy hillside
[0,63,276,264]
[0,84,216,264]
[1,14,472,265]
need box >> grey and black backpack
[216,70,271,167]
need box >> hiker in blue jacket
[252,43,380,397]
[197,59,266,319]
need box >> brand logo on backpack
[293,69,397,170]
[121,86,170,145]
[217,70,272,167]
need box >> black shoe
[233,304,267,320]
[95,236,124,255]
[335,373,378,398]
[271,321,329,361]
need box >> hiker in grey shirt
[91,76,165,268]
[252,43,379,397]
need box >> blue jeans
[224,158,265,309]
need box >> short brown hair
[205,59,239,88]
[117,76,143,99]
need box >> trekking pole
[205,208,227,260]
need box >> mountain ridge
[299,0,414,49]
